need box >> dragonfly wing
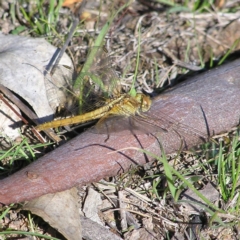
[90,109,209,149]
[90,114,168,135]
[91,47,120,93]
[44,64,75,111]
[75,47,121,99]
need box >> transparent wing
[74,47,121,101]
[91,114,167,135]
[44,64,76,112]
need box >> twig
[159,47,203,71]
[0,84,60,143]
[49,0,88,76]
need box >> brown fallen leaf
[180,182,220,212]
[62,0,99,22]
[62,0,82,7]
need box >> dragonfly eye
[136,93,152,112]
[142,96,152,112]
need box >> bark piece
[0,59,239,205]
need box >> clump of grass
[13,0,64,36]
[0,136,52,175]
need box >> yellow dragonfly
[36,47,155,135]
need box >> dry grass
[0,0,240,239]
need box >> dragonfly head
[136,93,152,112]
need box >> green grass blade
[218,39,240,65]
[74,1,133,107]
[0,231,60,240]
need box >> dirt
[0,0,240,239]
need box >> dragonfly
[36,47,211,144]
[36,47,156,135]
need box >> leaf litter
[0,0,240,239]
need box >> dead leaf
[180,182,220,213]
[81,215,123,240]
[83,187,103,226]
[0,33,73,138]
[0,95,22,143]
[127,228,157,240]
[62,0,82,7]
[23,187,82,240]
